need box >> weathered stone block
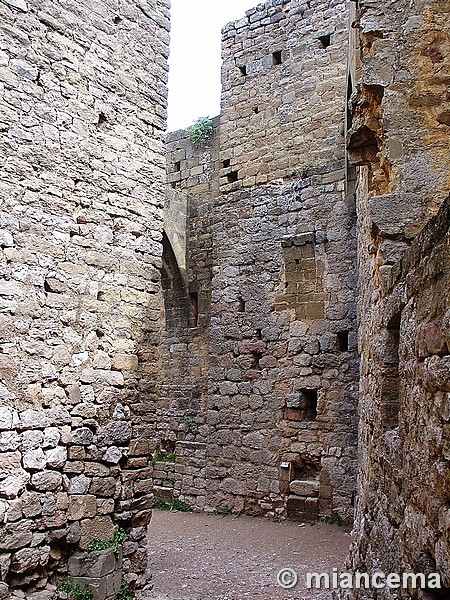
[69,548,116,578]
[131,493,154,512]
[10,547,41,573]
[103,446,122,464]
[0,471,30,499]
[68,495,97,521]
[96,422,131,447]
[89,477,116,497]
[17,410,49,430]
[79,516,114,550]
[112,354,139,371]
[0,522,33,551]
[30,471,62,491]
[131,510,152,527]
[0,553,11,580]
[0,408,13,431]
[0,450,21,471]
[71,428,94,446]
[416,322,447,358]
[289,480,319,497]
[286,495,319,520]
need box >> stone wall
[161,0,358,522]
[205,162,359,520]
[343,0,450,596]
[347,0,450,239]
[158,122,220,508]
[0,0,169,596]
[343,196,450,599]
[219,0,349,192]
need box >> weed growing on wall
[59,579,93,600]
[188,116,213,144]
[87,527,125,557]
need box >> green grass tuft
[153,499,192,512]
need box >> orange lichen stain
[411,6,450,200]
[348,83,398,198]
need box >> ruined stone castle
[0,0,448,598]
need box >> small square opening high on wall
[272,50,282,65]
[227,171,239,183]
[284,389,318,421]
[239,65,247,76]
[318,34,331,49]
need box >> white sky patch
[167,0,259,132]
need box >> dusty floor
[146,510,350,600]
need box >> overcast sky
[167,0,259,131]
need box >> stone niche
[276,233,326,321]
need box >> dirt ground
[146,509,351,600]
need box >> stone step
[289,479,319,497]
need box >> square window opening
[227,171,239,183]
[272,50,282,65]
[284,389,318,421]
[239,65,247,76]
[222,159,230,168]
[319,34,331,49]
[302,389,318,419]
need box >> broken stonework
[341,0,450,596]
[68,547,122,600]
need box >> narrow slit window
[302,389,318,419]
[337,331,349,352]
[175,161,181,172]
[381,313,401,429]
[189,291,199,327]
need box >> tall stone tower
[0,0,169,596]
[163,0,359,523]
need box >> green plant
[115,581,134,600]
[87,527,125,557]
[59,579,93,600]
[321,512,345,526]
[153,499,192,512]
[153,452,176,463]
[213,508,232,517]
[187,116,214,144]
